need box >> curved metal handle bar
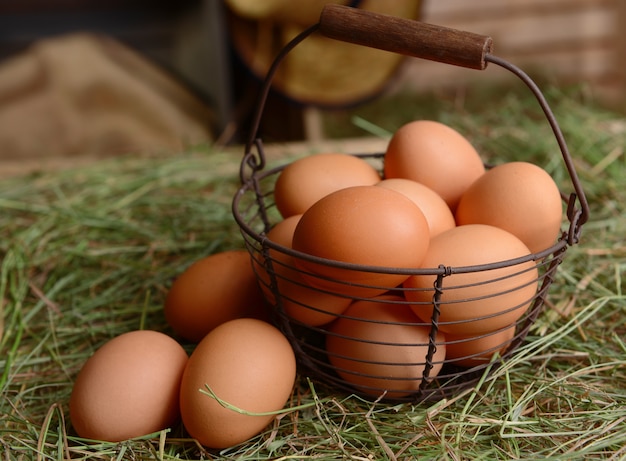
[484,54,590,241]
[241,23,320,182]
[239,6,589,244]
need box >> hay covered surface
[1,87,625,460]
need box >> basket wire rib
[231,11,588,402]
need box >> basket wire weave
[231,6,589,402]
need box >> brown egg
[252,215,303,304]
[69,330,188,442]
[292,185,430,297]
[273,153,381,218]
[377,178,456,238]
[326,295,446,398]
[165,250,267,343]
[404,224,538,335]
[455,161,563,254]
[179,318,296,449]
[266,214,302,249]
[255,215,352,326]
[445,325,516,368]
[384,120,485,211]
[279,273,352,326]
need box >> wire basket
[232,4,590,402]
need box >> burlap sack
[0,33,214,160]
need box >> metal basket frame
[231,6,589,402]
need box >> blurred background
[0,0,623,164]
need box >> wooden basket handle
[318,4,493,70]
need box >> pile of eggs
[68,119,563,448]
[260,119,563,398]
[69,249,293,449]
